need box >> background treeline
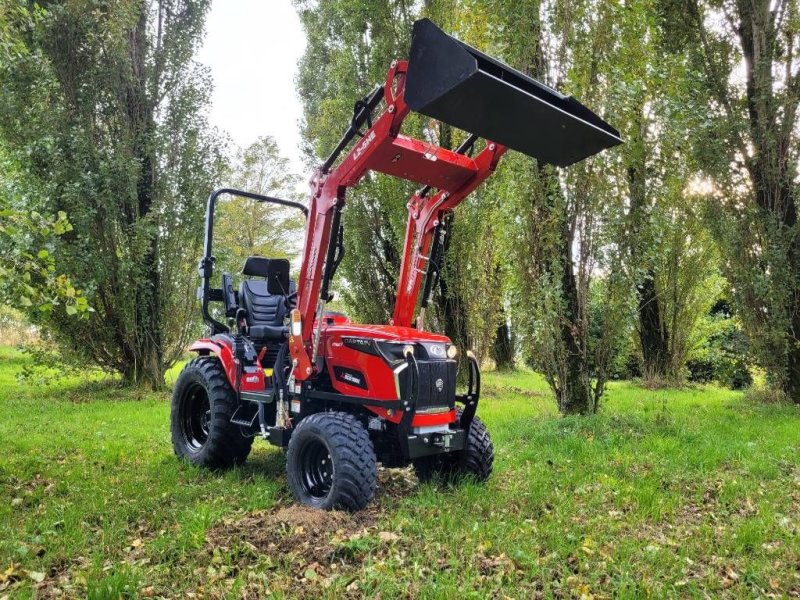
[2,0,799,414]
[0,1,303,386]
[295,0,800,413]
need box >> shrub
[688,306,753,389]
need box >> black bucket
[405,19,622,167]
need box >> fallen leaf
[0,565,19,584]
[378,531,399,542]
[131,539,143,548]
[769,578,781,591]
[27,571,45,583]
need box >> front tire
[171,357,253,469]
[286,412,377,511]
[413,411,493,484]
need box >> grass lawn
[0,345,798,599]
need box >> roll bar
[198,188,308,334]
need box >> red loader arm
[289,19,621,384]
[291,60,508,381]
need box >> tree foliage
[608,0,722,381]
[0,4,88,319]
[666,0,800,401]
[292,0,735,412]
[295,0,415,325]
[481,0,634,414]
[213,136,305,277]
[0,0,224,388]
[8,0,787,409]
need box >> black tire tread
[286,412,376,511]
[171,357,253,469]
[413,411,493,484]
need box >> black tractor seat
[238,257,291,343]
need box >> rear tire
[286,412,376,511]
[413,411,493,484]
[171,357,253,469]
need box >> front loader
[171,19,621,510]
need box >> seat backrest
[242,257,290,296]
[239,279,288,328]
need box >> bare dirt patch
[203,467,417,568]
[206,505,376,564]
[483,383,548,399]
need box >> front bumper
[406,427,466,459]
[398,350,480,459]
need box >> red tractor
[171,19,620,510]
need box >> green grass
[0,346,798,598]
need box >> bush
[688,310,753,389]
[607,340,642,380]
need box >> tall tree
[295,0,415,324]
[673,0,800,400]
[614,0,722,381]
[213,136,304,277]
[490,0,631,413]
[422,0,512,364]
[0,0,224,387]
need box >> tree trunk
[626,108,671,380]
[120,9,164,389]
[556,215,594,415]
[735,0,800,402]
[637,272,671,379]
[433,124,472,361]
[787,307,800,403]
[436,212,470,350]
[491,317,515,370]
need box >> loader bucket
[405,19,622,167]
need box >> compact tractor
[171,19,621,510]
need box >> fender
[189,339,238,390]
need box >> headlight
[447,345,458,359]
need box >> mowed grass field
[0,346,799,599]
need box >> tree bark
[555,211,594,414]
[515,14,595,414]
[735,0,800,402]
[121,8,164,389]
[491,317,515,370]
[436,212,470,353]
[625,108,671,380]
[637,273,671,379]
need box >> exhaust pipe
[405,19,622,167]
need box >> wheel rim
[298,438,334,499]
[182,383,211,452]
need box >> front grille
[405,360,456,412]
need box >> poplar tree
[0,0,224,387]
